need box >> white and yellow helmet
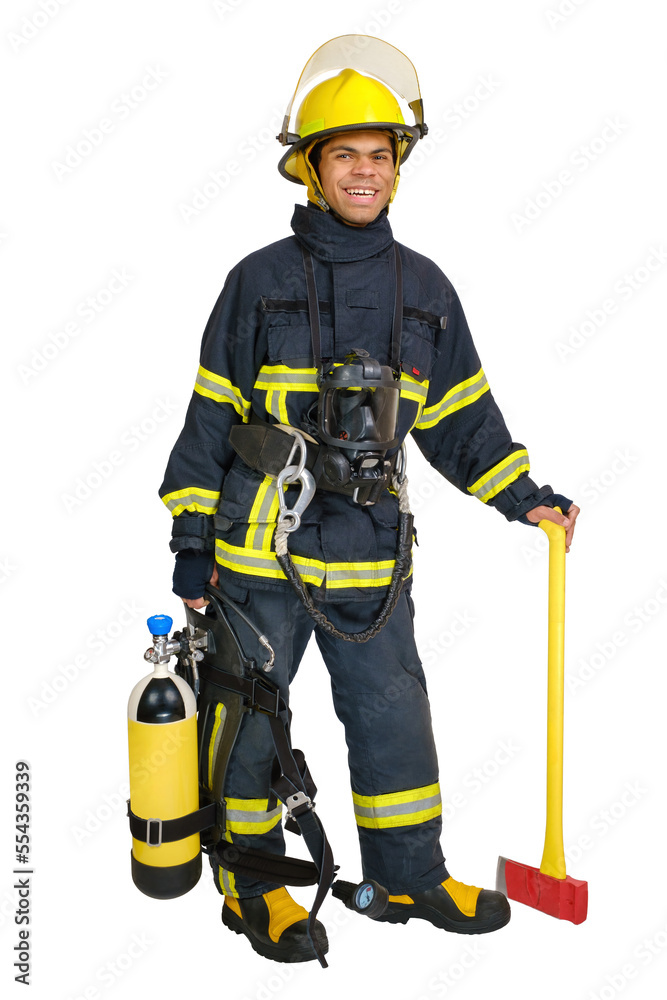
[277,35,428,209]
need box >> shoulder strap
[301,246,322,374]
[390,242,403,373]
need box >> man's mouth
[344,188,378,201]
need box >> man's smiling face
[315,130,396,226]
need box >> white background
[3,1,666,998]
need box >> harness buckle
[285,791,313,820]
[146,818,163,847]
[250,676,281,717]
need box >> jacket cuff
[487,476,554,522]
[169,512,215,554]
[172,549,215,599]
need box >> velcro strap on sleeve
[490,478,554,521]
[169,513,214,553]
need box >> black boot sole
[222,905,329,963]
[375,901,511,935]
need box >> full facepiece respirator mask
[310,350,401,496]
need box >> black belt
[228,416,397,506]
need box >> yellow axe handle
[538,509,567,879]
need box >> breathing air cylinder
[127,614,201,899]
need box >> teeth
[346,189,375,196]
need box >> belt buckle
[146,818,163,847]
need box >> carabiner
[277,466,316,533]
[393,442,408,486]
[284,429,307,484]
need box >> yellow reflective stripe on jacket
[415,367,489,430]
[216,539,409,590]
[399,371,429,405]
[194,364,252,419]
[352,782,442,829]
[244,476,281,551]
[254,365,318,392]
[162,485,220,516]
[468,448,530,503]
[224,797,282,835]
[216,538,326,585]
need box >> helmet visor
[282,34,425,139]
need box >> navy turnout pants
[203,581,448,897]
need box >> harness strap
[197,654,335,968]
[216,844,326,886]
[390,241,403,373]
[127,800,218,847]
[302,247,322,375]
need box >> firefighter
[159,36,579,963]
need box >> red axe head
[497,857,588,924]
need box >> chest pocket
[400,306,445,383]
[262,297,333,365]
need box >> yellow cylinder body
[128,668,201,898]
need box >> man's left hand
[524,504,580,552]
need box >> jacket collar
[290,202,394,263]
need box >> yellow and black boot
[222,887,329,963]
[334,876,510,934]
[377,877,510,933]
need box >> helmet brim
[278,121,420,184]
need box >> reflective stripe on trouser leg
[208,578,316,898]
[212,797,283,897]
[314,591,447,895]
